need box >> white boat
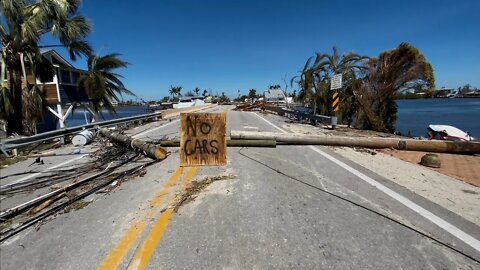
[427,125,474,141]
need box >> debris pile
[234,102,266,111]
[171,174,236,212]
[0,141,158,242]
[99,128,167,160]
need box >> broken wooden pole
[99,129,167,160]
[227,139,276,147]
[158,139,276,148]
[230,130,480,155]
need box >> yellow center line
[127,166,198,270]
[98,167,185,270]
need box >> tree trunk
[7,69,24,135]
[99,128,167,160]
[0,48,5,89]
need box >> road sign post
[330,74,343,129]
[180,113,227,166]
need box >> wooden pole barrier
[158,139,276,148]
[230,130,480,155]
[99,129,168,160]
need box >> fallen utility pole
[158,139,276,148]
[99,129,167,160]
[230,131,480,155]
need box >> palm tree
[174,86,182,99]
[318,48,368,117]
[194,87,200,97]
[268,84,281,90]
[1,0,92,135]
[168,86,182,101]
[248,89,256,101]
[354,43,434,132]
[293,48,368,117]
[77,53,134,116]
[202,89,208,97]
[169,85,176,100]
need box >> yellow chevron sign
[332,92,340,112]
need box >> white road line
[253,112,480,253]
[7,155,87,186]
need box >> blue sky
[50,0,480,100]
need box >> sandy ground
[281,122,480,226]
[380,149,480,187]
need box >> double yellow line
[98,166,197,270]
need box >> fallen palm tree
[99,128,167,160]
[230,131,480,155]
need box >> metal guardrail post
[331,116,337,129]
[282,108,337,129]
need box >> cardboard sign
[180,113,227,166]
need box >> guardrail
[0,112,162,155]
[282,109,337,129]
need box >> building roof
[41,50,75,68]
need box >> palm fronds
[77,53,134,116]
[1,0,92,134]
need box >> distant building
[173,96,205,108]
[434,87,456,98]
[263,88,292,104]
[264,89,285,102]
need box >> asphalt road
[1,105,479,269]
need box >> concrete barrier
[157,104,217,119]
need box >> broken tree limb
[99,129,167,160]
[29,192,66,215]
[158,139,276,148]
[230,130,480,155]
[0,156,131,220]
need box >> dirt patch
[380,149,480,187]
[0,156,27,168]
[172,174,236,212]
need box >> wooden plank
[44,84,59,103]
[180,113,227,166]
